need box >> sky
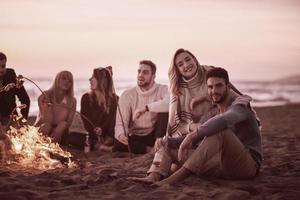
[1,0,300,81]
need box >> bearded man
[113,60,169,154]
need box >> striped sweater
[167,65,218,137]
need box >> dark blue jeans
[113,113,168,154]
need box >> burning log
[49,151,73,167]
[1,75,77,170]
[3,119,76,170]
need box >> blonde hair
[47,70,74,105]
[168,48,201,96]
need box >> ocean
[22,77,300,116]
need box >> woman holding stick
[80,67,118,151]
[35,71,76,143]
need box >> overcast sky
[1,0,300,81]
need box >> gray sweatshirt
[168,104,262,167]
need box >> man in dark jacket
[0,52,30,128]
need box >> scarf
[167,65,218,137]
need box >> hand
[133,107,147,121]
[188,122,199,132]
[40,95,52,109]
[116,132,128,145]
[94,127,102,136]
[16,75,24,89]
[4,83,16,92]
[178,131,197,162]
[154,136,168,152]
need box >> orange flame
[4,122,76,170]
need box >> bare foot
[127,172,161,184]
[153,167,191,186]
[152,178,172,187]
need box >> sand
[1,104,300,200]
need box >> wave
[20,78,300,115]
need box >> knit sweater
[114,83,169,142]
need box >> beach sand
[0,104,300,200]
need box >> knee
[39,122,53,134]
[220,129,237,141]
[222,129,235,135]
[205,129,235,140]
[57,121,69,129]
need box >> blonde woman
[35,71,76,143]
[129,48,247,183]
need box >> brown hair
[90,67,115,113]
[206,67,229,84]
[139,60,157,75]
[0,52,7,61]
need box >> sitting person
[35,71,76,143]
[80,67,118,151]
[130,67,262,184]
[113,60,169,154]
[133,49,242,172]
[0,52,30,127]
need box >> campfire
[2,118,76,170]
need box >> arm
[11,70,30,119]
[177,105,250,161]
[194,105,250,142]
[80,94,94,134]
[133,85,169,120]
[36,93,52,125]
[114,92,132,145]
[147,85,169,113]
[66,98,76,128]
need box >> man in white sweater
[113,60,169,154]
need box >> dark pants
[0,116,9,129]
[113,113,168,154]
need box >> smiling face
[175,52,198,80]
[137,63,155,89]
[207,77,229,104]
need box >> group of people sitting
[0,49,262,185]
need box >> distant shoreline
[27,103,300,125]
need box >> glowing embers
[5,122,76,170]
